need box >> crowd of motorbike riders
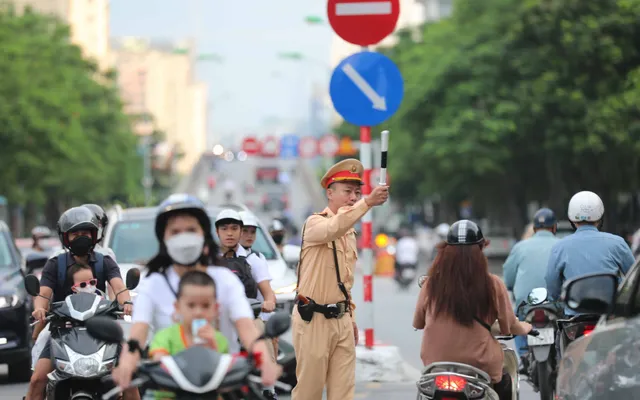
[18,189,635,400]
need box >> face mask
[166,232,205,266]
[69,236,93,256]
[74,284,97,294]
[272,233,284,245]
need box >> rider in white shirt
[110,194,280,392]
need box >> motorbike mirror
[25,252,49,273]
[250,300,262,319]
[125,268,141,290]
[561,272,618,315]
[85,316,124,344]
[418,275,427,288]
[526,287,548,305]
[24,275,42,297]
[264,311,291,338]
[282,244,300,266]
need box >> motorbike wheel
[536,361,554,400]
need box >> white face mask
[165,232,205,266]
[75,285,97,294]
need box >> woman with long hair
[413,220,532,399]
[110,194,280,394]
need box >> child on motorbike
[70,263,104,297]
[149,270,229,358]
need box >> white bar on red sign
[336,1,392,16]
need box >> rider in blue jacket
[545,191,635,314]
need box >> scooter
[24,268,140,400]
[394,262,418,290]
[416,333,532,400]
[516,287,562,400]
[86,312,296,400]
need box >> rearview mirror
[26,252,49,273]
[125,268,140,290]
[85,316,124,344]
[282,244,300,267]
[264,312,291,338]
[24,275,41,297]
[418,275,427,288]
[561,272,618,315]
[527,287,548,305]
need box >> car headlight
[59,344,114,377]
[274,283,297,295]
[0,295,20,308]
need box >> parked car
[0,220,33,382]
[103,205,298,313]
[483,227,517,258]
[556,258,640,399]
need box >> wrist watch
[126,339,142,354]
[123,301,133,306]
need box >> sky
[109,0,334,147]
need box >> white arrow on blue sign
[329,51,404,126]
[279,134,300,159]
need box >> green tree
[0,5,142,228]
[336,0,640,231]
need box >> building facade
[110,37,208,174]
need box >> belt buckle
[336,302,346,318]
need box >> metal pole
[142,136,153,206]
[359,42,374,348]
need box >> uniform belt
[298,299,349,319]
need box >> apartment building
[10,0,110,70]
[110,37,208,175]
[328,0,453,126]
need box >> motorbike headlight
[0,295,20,308]
[62,344,112,377]
[274,283,297,295]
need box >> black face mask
[272,233,284,245]
[69,236,93,256]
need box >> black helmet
[82,204,108,228]
[57,206,100,245]
[155,194,211,241]
[269,219,285,233]
[446,220,485,245]
[533,208,557,229]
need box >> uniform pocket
[327,241,345,269]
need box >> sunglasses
[73,279,97,289]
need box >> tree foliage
[337,0,640,230]
[0,6,142,224]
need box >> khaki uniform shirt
[297,198,371,318]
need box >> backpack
[219,253,258,299]
[57,251,105,296]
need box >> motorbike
[415,275,538,399]
[394,262,418,290]
[416,332,530,400]
[516,287,562,400]
[556,313,601,356]
[86,311,296,400]
[247,300,297,394]
[24,268,141,400]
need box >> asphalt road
[0,260,542,399]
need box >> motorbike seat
[422,362,492,384]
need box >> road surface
[0,260,542,399]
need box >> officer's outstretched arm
[304,199,370,245]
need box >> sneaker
[263,390,278,399]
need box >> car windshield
[0,233,13,268]
[110,217,278,264]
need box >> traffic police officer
[292,158,389,400]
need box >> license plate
[528,327,555,346]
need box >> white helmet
[567,191,604,223]
[435,223,450,238]
[239,211,259,228]
[215,209,243,226]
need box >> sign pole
[360,49,375,350]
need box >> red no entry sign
[327,0,400,46]
[241,137,261,155]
